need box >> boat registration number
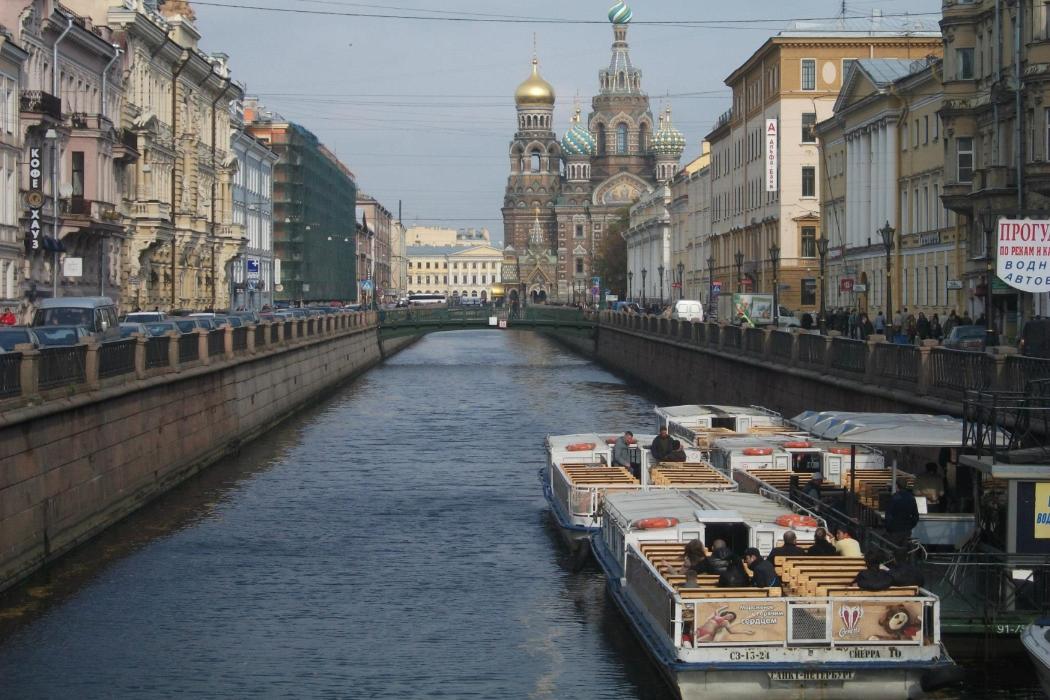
[768,671,855,682]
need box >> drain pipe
[170,51,191,310]
[52,14,73,100]
[100,44,122,118]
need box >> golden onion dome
[515,58,555,107]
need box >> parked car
[219,315,243,328]
[943,324,986,351]
[35,325,92,347]
[171,317,204,335]
[671,299,704,323]
[119,322,150,339]
[123,311,166,323]
[229,310,260,324]
[1020,319,1050,359]
[144,321,180,337]
[32,296,120,341]
[0,326,40,351]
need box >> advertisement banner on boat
[833,601,923,644]
[692,601,786,645]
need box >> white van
[671,299,704,323]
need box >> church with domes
[500,0,685,304]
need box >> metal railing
[0,353,21,397]
[254,325,266,347]
[232,327,248,352]
[207,329,225,357]
[1004,355,1050,393]
[797,332,826,367]
[178,333,199,364]
[770,330,793,360]
[38,345,87,389]
[744,326,766,355]
[921,552,1050,630]
[98,339,136,379]
[873,342,920,383]
[830,337,867,374]
[145,336,169,370]
[930,347,994,395]
[963,388,1050,464]
[722,324,741,350]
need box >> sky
[192,0,945,244]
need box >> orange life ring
[566,442,597,452]
[633,517,680,530]
[828,447,852,455]
[783,441,812,449]
[776,514,819,528]
[742,447,773,456]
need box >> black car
[1021,319,1050,358]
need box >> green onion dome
[608,0,632,24]
[650,107,686,158]
[560,108,596,157]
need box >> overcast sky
[193,0,944,243]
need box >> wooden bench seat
[822,586,919,597]
[678,586,782,599]
[560,465,639,486]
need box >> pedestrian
[801,312,813,330]
[943,309,958,337]
[834,527,863,557]
[853,551,894,591]
[807,527,839,556]
[650,426,674,462]
[706,539,732,573]
[767,530,806,567]
[885,477,920,550]
[0,307,16,326]
[930,313,943,341]
[849,308,859,339]
[860,313,874,340]
[611,431,633,468]
[975,312,986,327]
[743,548,778,587]
[682,539,718,575]
[961,311,973,326]
[892,308,905,338]
[874,309,886,335]
[803,474,824,501]
[905,309,917,344]
[717,554,751,588]
[916,311,930,341]
[664,439,688,463]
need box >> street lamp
[627,270,633,301]
[735,250,744,293]
[44,128,60,298]
[641,267,647,306]
[817,234,829,334]
[706,255,715,316]
[978,208,999,348]
[878,220,895,334]
[676,261,685,300]
[658,264,665,307]
[769,242,781,326]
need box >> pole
[51,135,59,297]
[819,247,826,333]
[885,248,893,337]
[986,223,998,347]
[171,52,191,310]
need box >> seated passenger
[743,548,778,587]
[664,439,688,463]
[682,539,710,574]
[806,527,838,556]
[706,539,732,573]
[767,530,806,567]
[681,570,700,589]
[888,560,926,588]
[717,555,751,588]
[853,552,894,591]
[834,527,863,558]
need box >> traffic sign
[712,281,722,292]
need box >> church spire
[600,1,641,95]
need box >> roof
[603,491,706,525]
[37,296,116,309]
[854,59,919,87]
[656,404,777,420]
[406,245,460,256]
[690,490,793,523]
[792,411,969,447]
[778,15,940,38]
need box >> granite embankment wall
[0,316,414,593]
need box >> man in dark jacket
[706,539,731,573]
[717,555,751,587]
[853,552,893,591]
[744,548,778,588]
[885,478,920,549]
[650,427,674,462]
[664,439,688,462]
[767,531,806,567]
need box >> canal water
[0,331,1040,698]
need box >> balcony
[20,91,62,121]
[68,112,114,131]
[1026,161,1050,196]
[130,200,172,221]
[62,198,123,231]
[940,180,973,214]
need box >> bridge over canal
[377,306,596,339]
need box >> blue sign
[247,258,260,275]
[712,281,722,293]
[360,280,374,291]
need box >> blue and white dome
[561,108,596,157]
[650,107,686,158]
[608,0,633,24]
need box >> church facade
[500,0,685,304]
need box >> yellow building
[705,19,942,312]
[406,244,503,301]
[818,58,963,323]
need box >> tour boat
[590,488,959,699]
[542,432,736,550]
[1021,619,1050,697]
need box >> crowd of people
[799,307,978,344]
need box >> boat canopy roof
[689,490,795,523]
[712,436,791,452]
[603,490,706,525]
[656,404,778,421]
[792,411,966,447]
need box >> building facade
[356,193,393,303]
[704,19,942,313]
[390,219,406,301]
[0,31,27,307]
[500,1,684,305]
[406,226,490,248]
[818,58,962,322]
[625,184,671,306]
[247,108,357,303]
[669,145,710,303]
[406,244,503,301]
[230,114,278,310]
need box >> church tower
[501,54,560,254]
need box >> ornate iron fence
[179,333,199,364]
[99,339,136,379]
[254,324,266,347]
[797,332,826,367]
[145,336,169,370]
[1004,355,1050,393]
[830,337,867,374]
[39,345,87,389]
[0,352,21,397]
[721,324,741,350]
[872,343,919,383]
[744,327,766,355]
[207,329,225,358]
[232,327,248,352]
[930,348,993,395]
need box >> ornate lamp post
[706,255,715,316]
[978,208,999,348]
[878,220,895,332]
[658,264,665,307]
[817,234,829,334]
[734,250,744,293]
[769,242,781,326]
[677,261,685,300]
[641,267,647,306]
[627,270,633,302]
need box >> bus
[407,293,447,306]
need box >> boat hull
[540,468,597,552]
[1020,623,1050,698]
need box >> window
[933,116,939,141]
[842,58,857,80]
[801,166,816,197]
[957,137,974,182]
[801,113,817,143]
[913,119,919,148]
[530,152,541,172]
[616,123,628,154]
[801,278,817,305]
[575,258,584,274]
[923,115,929,144]
[597,124,607,154]
[956,48,974,80]
[71,151,85,197]
[575,224,584,238]
[801,59,816,90]
[801,226,817,257]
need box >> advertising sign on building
[996,218,1050,293]
[247,258,260,277]
[765,119,778,192]
[853,283,867,293]
[63,257,82,277]
[24,147,44,252]
[839,278,855,293]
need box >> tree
[594,207,629,297]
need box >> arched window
[618,72,625,89]
[639,123,649,153]
[530,152,541,172]
[597,124,606,155]
[616,123,628,154]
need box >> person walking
[874,309,886,335]
[916,312,931,341]
[885,477,920,550]
[860,313,874,340]
[942,310,958,337]
[0,307,16,326]
[930,313,943,342]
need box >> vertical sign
[1035,483,1050,539]
[765,119,778,192]
[996,219,1050,293]
[273,258,282,284]
[24,147,44,252]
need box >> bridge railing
[0,311,377,407]
[605,311,1045,403]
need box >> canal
[0,331,1040,698]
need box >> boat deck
[649,462,736,489]
[560,463,639,486]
